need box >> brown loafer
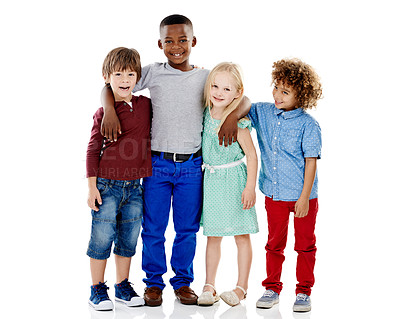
[174,286,198,305]
[144,286,163,306]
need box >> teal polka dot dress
[201,108,259,236]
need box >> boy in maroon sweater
[86,47,151,310]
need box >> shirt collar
[274,106,304,119]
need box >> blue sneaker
[256,289,279,308]
[293,293,311,312]
[115,279,145,307]
[89,282,113,311]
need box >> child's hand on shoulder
[294,196,309,218]
[101,108,121,142]
[241,187,256,210]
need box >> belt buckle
[173,153,184,163]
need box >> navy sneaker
[115,279,145,307]
[256,289,279,309]
[89,282,113,311]
[293,293,311,312]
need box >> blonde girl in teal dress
[198,62,259,307]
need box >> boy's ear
[192,36,197,47]
[158,39,163,50]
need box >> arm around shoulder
[100,84,120,141]
[218,96,252,146]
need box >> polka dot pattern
[201,109,259,237]
[248,102,321,201]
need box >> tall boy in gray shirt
[134,62,208,154]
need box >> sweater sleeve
[86,108,105,178]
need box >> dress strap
[236,285,247,298]
[204,283,217,292]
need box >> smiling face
[210,71,241,111]
[272,81,298,111]
[158,23,196,71]
[105,70,137,103]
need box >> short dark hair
[160,14,193,31]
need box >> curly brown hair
[272,58,322,110]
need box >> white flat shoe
[198,284,220,306]
[220,285,247,307]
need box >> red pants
[262,196,318,296]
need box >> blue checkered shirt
[248,102,321,201]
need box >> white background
[1,0,399,318]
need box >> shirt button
[274,151,277,155]
[273,167,276,170]
[130,109,133,112]
[274,137,277,140]
[273,181,277,184]
[278,122,281,125]
[124,102,127,105]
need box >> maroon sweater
[86,95,152,180]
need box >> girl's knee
[207,236,223,243]
[234,234,250,245]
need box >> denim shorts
[87,177,143,260]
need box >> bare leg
[90,258,107,285]
[204,236,223,292]
[115,255,132,284]
[233,234,252,300]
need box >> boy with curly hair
[249,58,323,312]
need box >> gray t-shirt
[133,63,209,154]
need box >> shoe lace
[117,279,138,297]
[94,282,110,300]
[263,290,276,297]
[296,293,308,301]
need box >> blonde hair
[204,62,244,133]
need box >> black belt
[151,149,202,162]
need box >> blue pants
[141,154,203,290]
